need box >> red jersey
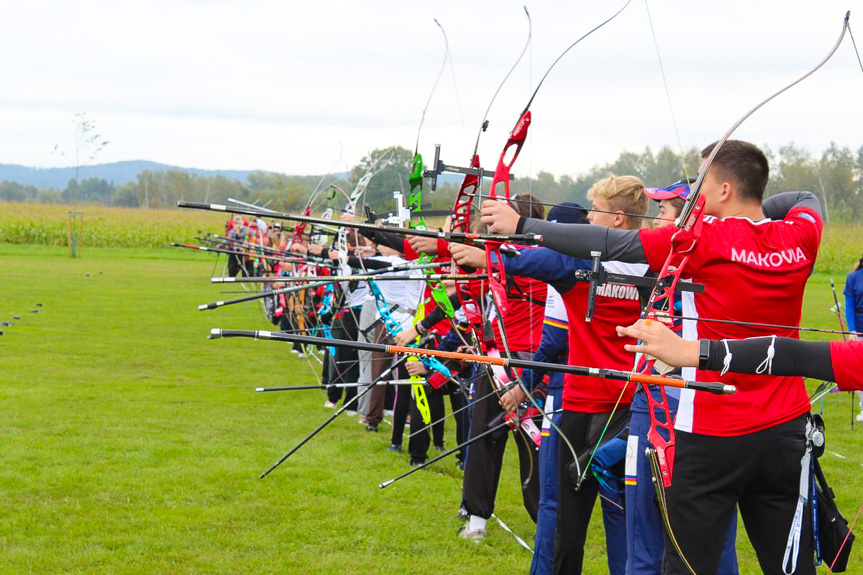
[459,273,545,352]
[639,207,822,436]
[490,274,547,352]
[831,340,863,391]
[561,261,647,413]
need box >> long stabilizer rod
[209,330,736,395]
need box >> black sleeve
[358,229,405,253]
[762,191,823,220]
[345,255,390,270]
[417,292,462,331]
[704,337,835,381]
[516,217,647,262]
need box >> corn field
[0,202,225,249]
[0,201,860,275]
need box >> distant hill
[0,160,462,191]
[0,161,291,189]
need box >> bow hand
[394,326,419,347]
[480,199,520,234]
[408,235,439,255]
[617,319,700,370]
[499,386,527,413]
[450,243,487,269]
[405,361,428,376]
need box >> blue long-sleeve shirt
[844,269,863,333]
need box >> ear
[613,211,627,228]
[719,181,733,203]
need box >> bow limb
[448,7,532,348]
[477,1,636,486]
[484,111,531,316]
[406,21,458,320]
[682,11,850,225]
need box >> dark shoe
[387,444,403,453]
[409,459,426,467]
[456,459,465,471]
[365,424,378,433]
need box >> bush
[37,189,63,204]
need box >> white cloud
[0,0,860,178]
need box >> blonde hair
[586,175,647,225]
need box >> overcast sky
[1,0,861,179]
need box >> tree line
[1,142,861,222]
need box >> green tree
[136,170,163,209]
[112,182,139,207]
[0,181,29,202]
[37,188,62,203]
[353,146,413,211]
[819,142,859,222]
[78,177,115,204]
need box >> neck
[716,201,765,221]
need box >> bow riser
[639,196,706,486]
[451,155,485,328]
[485,110,532,316]
[644,384,675,488]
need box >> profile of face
[587,196,620,228]
[654,200,679,229]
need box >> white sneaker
[323,401,337,409]
[346,410,358,417]
[384,409,394,417]
[856,412,863,423]
[458,523,486,542]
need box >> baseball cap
[644,179,692,202]
[547,202,589,224]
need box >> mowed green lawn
[1,244,861,574]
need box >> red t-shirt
[490,275,547,352]
[561,261,647,413]
[460,274,545,352]
[831,340,863,391]
[638,207,822,436]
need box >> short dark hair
[700,140,769,203]
[511,194,545,220]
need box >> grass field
[1,243,861,574]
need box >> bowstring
[414,19,450,156]
[643,0,691,183]
[848,23,863,73]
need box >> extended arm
[517,218,647,262]
[616,319,835,381]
